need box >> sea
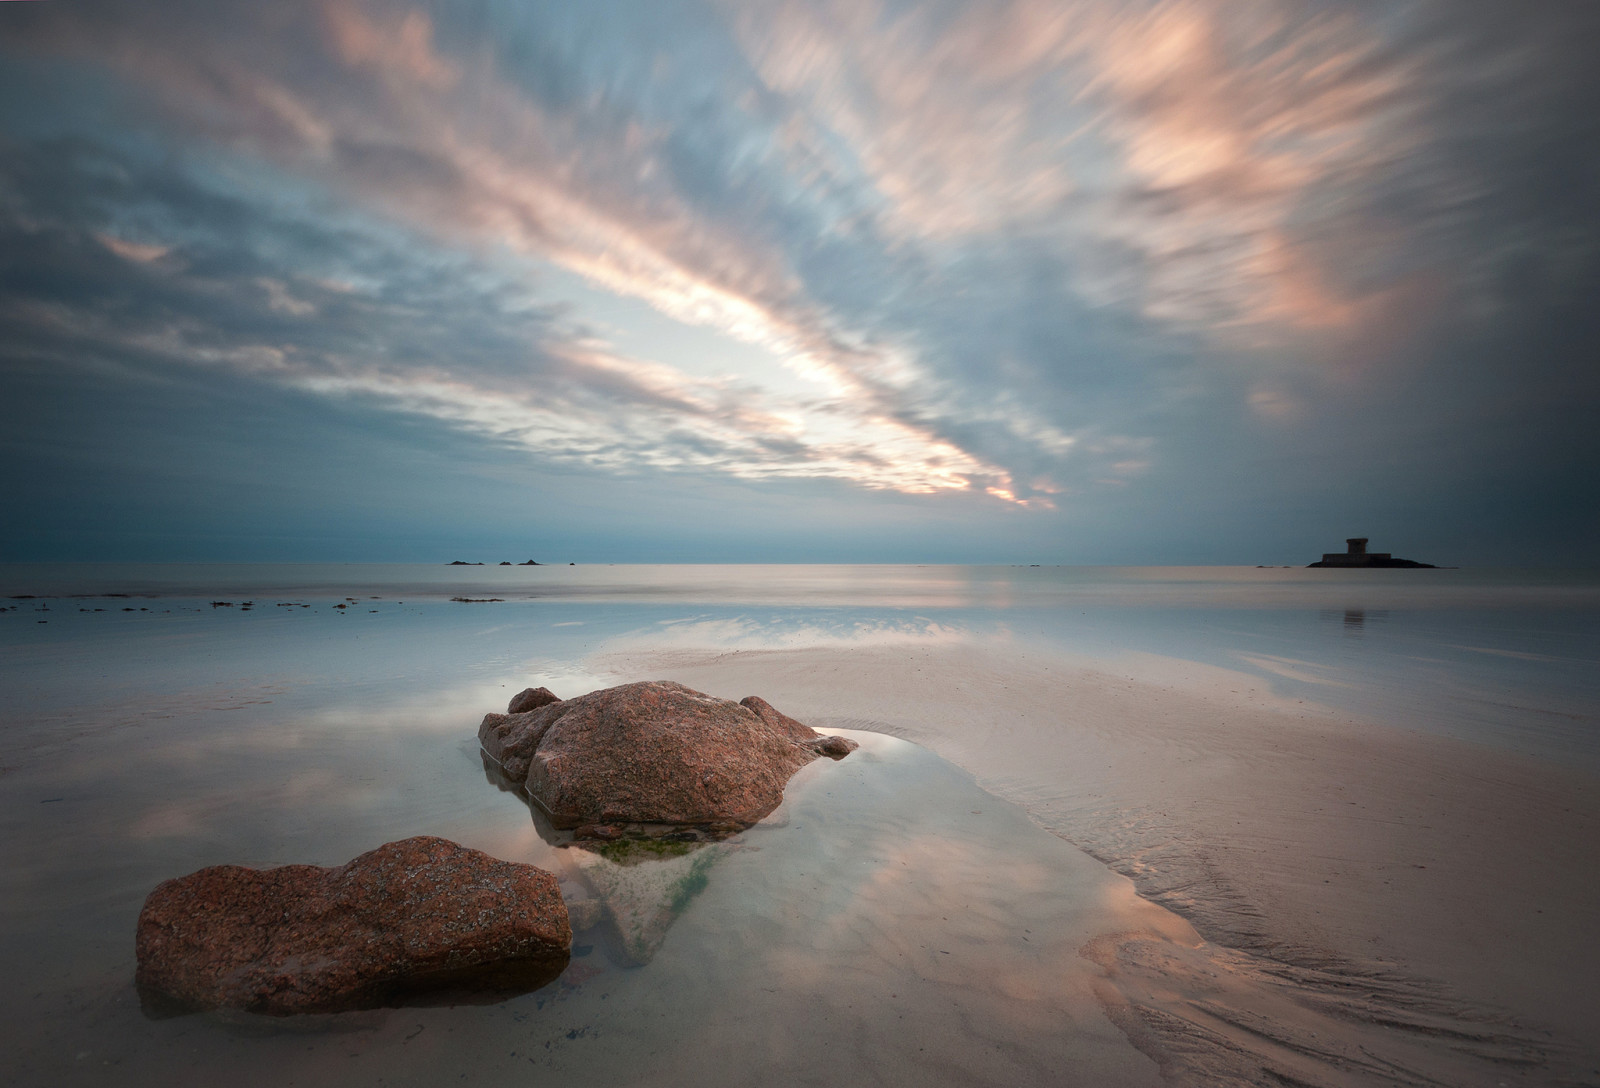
[2,563,1597,1085]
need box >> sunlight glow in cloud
[3,0,1597,560]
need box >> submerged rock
[135,836,570,1017]
[563,893,604,932]
[478,681,858,838]
[568,842,728,965]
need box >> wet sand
[598,642,1600,1085]
[5,586,1597,1086]
[5,731,1191,1087]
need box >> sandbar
[597,640,1600,1084]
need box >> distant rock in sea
[135,837,570,1016]
[479,681,858,840]
[519,559,541,565]
[1307,537,1436,568]
[447,560,485,566]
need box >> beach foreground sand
[597,641,1600,1085]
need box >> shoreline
[6,580,1597,1083]
[593,641,1600,1084]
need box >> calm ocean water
[2,564,1597,1084]
[6,563,1598,762]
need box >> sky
[2,0,1596,565]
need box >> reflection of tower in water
[1320,608,1388,634]
[1324,608,1388,633]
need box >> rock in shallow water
[135,836,570,1017]
[507,685,561,714]
[478,681,858,838]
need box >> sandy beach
[4,567,1598,1087]
[598,640,1600,1085]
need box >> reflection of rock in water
[567,842,729,965]
[1344,608,1364,630]
[475,680,854,971]
[481,746,726,966]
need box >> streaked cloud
[2,0,1596,560]
[0,130,988,497]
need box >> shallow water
[2,712,1165,1085]
[6,563,1597,763]
[3,564,1598,1084]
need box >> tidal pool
[0,601,1178,1086]
[6,566,1595,1085]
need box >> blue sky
[2,0,1596,564]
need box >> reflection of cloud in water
[600,730,1178,1081]
[1234,652,1349,688]
[128,767,351,841]
[606,614,974,653]
[1445,644,1562,663]
[3,672,570,897]
[779,830,1099,1004]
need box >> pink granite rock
[480,699,571,783]
[478,681,858,838]
[507,685,561,714]
[135,836,570,1016]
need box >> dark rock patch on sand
[135,836,570,1017]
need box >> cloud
[5,0,1088,501]
[0,132,995,497]
[97,234,172,263]
[2,0,1597,559]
